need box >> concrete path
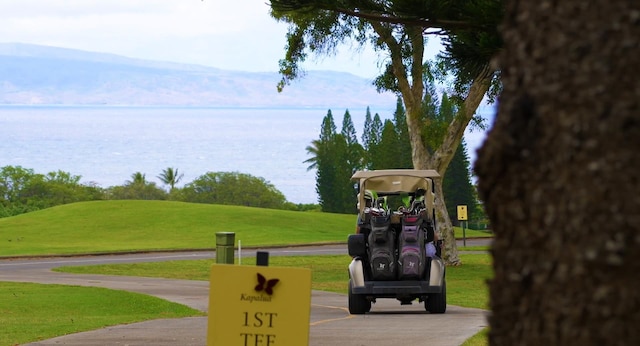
[1,244,489,346]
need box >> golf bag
[368,213,396,280]
[398,214,426,279]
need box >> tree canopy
[180,172,287,209]
[269,0,503,264]
[0,166,103,217]
[0,166,299,217]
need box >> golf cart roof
[352,169,440,180]
[352,169,440,216]
[351,169,439,194]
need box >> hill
[0,43,396,109]
[0,200,353,257]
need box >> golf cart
[347,169,446,314]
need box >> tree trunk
[434,178,460,265]
[372,21,495,267]
[406,103,431,169]
[475,1,640,345]
[431,64,494,173]
[430,64,494,266]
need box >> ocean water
[0,105,384,204]
[0,105,489,204]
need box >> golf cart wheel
[348,280,371,314]
[425,280,447,314]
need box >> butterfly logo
[255,273,279,295]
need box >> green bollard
[215,232,235,264]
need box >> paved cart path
[1,243,489,346]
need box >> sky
[0,0,494,163]
[0,0,443,78]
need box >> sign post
[457,205,468,247]
[207,263,312,346]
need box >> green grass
[0,282,203,346]
[454,227,493,238]
[461,328,489,346]
[57,253,492,309]
[0,200,493,345]
[0,200,354,256]
[3,254,492,345]
[0,200,491,257]
[459,245,491,251]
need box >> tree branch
[334,7,477,31]
[430,63,494,174]
[270,1,480,31]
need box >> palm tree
[303,139,322,171]
[157,167,184,191]
[126,172,147,186]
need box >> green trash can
[215,232,235,264]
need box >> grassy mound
[0,200,354,256]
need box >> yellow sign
[207,264,312,346]
[457,205,468,221]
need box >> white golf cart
[347,169,446,314]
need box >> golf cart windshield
[351,169,440,217]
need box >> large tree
[180,172,286,209]
[361,109,383,170]
[269,0,502,264]
[391,97,413,168]
[0,166,104,217]
[340,109,365,173]
[375,119,403,169]
[306,110,357,213]
[475,1,640,344]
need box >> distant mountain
[0,43,396,109]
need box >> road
[0,242,490,346]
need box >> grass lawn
[0,200,355,256]
[0,282,203,346]
[459,245,491,251]
[461,328,489,346]
[0,200,493,345]
[0,200,490,257]
[57,253,492,309]
[2,253,492,345]
[454,227,493,239]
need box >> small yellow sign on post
[207,264,312,346]
[457,205,468,221]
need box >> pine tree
[314,139,337,212]
[319,109,337,142]
[332,133,357,213]
[443,140,478,226]
[375,119,401,169]
[308,110,337,209]
[341,109,364,172]
[361,107,373,169]
[365,113,384,169]
[421,83,448,154]
[308,109,359,213]
[392,96,412,168]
